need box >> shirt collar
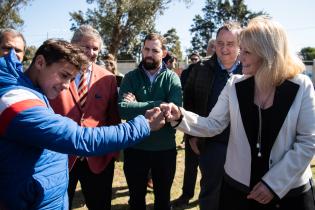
[217,58,240,73]
[142,64,163,83]
[74,64,93,87]
[83,63,93,73]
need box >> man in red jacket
[49,25,120,210]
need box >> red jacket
[49,63,120,174]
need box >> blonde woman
[161,16,315,210]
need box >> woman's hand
[247,181,274,204]
[160,102,181,122]
[189,137,200,155]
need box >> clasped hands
[122,92,169,131]
[145,103,182,131]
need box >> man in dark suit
[49,25,120,210]
[180,51,201,89]
[172,21,242,210]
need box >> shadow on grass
[172,199,199,210]
[185,199,199,209]
[72,185,159,209]
[109,203,155,210]
[112,185,129,199]
[72,189,85,209]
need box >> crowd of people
[0,15,314,210]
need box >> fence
[302,60,315,85]
[117,61,137,75]
[117,60,315,85]
[117,60,188,76]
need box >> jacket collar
[235,76,299,144]
[69,63,97,112]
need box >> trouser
[219,179,315,210]
[68,158,115,210]
[181,136,199,198]
[123,148,177,210]
[199,141,227,210]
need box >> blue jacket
[0,51,150,210]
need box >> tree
[70,0,191,59]
[70,0,162,58]
[0,0,32,29]
[189,13,215,55]
[23,45,37,68]
[189,0,266,56]
[300,47,315,64]
[163,28,183,61]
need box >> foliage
[163,28,183,61]
[0,0,32,29]
[23,45,37,68]
[189,0,266,56]
[300,47,315,63]
[70,0,191,60]
[70,0,168,59]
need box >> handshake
[145,103,182,131]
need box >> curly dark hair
[30,39,89,70]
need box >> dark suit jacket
[183,54,242,143]
[49,63,121,174]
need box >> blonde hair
[240,16,304,90]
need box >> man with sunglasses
[189,51,200,64]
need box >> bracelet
[171,106,183,128]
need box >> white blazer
[175,74,315,198]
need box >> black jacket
[183,54,242,144]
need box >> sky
[20,0,315,56]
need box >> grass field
[72,131,201,210]
[72,131,315,210]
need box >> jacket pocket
[19,178,44,209]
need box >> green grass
[72,131,315,210]
[72,131,201,210]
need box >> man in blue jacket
[0,39,165,210]
[0,28,26,62]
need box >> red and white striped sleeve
[0,89,46,135]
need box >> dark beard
[142,57,160,70]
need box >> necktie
[78,71,88,108]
